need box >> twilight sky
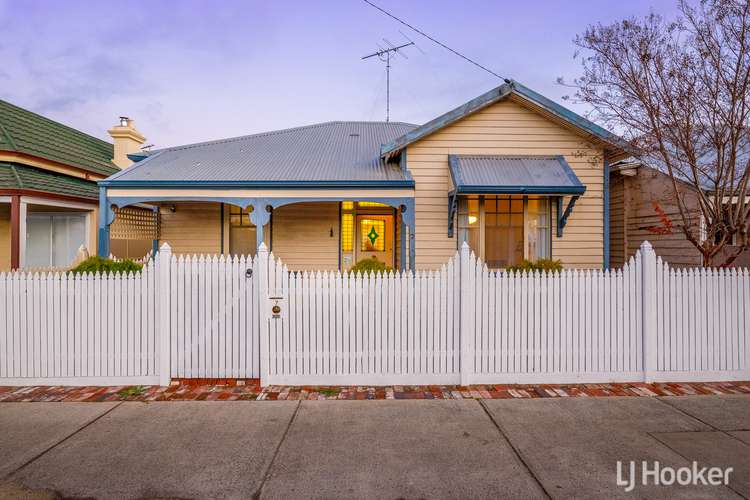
[0,0,679,148]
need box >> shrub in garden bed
[505,259,563,273]
[69,256,143,275]
[348,257,394,275]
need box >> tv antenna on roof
[362,39,414,122]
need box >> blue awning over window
[448,155,586,195]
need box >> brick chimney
[108,116,146,168]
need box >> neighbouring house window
[26,213,86,268]
[360,218,385,252]
[457,196,551,268]
[229,205,256,256]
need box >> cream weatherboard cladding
[156,201,341,270]
[159,202,223,255]
[271,202,340,271]
[405,97,605,269]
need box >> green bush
[69,256,143,275]
[505,258,563,273]
[349,257,393,275]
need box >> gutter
[98,179,416,189]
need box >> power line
[362,0,508,82]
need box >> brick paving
[0,380,748,402]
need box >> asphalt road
[0,395,748,499]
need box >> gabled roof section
[0,162,98,199]
[0,99,117,176]
[381,80,630,160]
[104,121,417,188]
[448,155,586,195]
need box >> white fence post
[157,242,172,386]
[459,242,473,386]
[640,241,658,382]
[257,243,270,386]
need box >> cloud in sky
[0,0,679,148]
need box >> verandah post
[257,242,270,387]
[459,242,473,386]
[640,241,658,382]
[157,242,172,386]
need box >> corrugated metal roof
[449,155,586,195]
[107,121,416,185]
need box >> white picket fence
[463,251,643,384]
[0,241,748,387]
[0,262,159,386]
[169,254,260,379]
[265,256,461,385]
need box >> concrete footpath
[0,395,748,499]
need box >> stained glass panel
[360,219,386,251]
[341,213,354,252]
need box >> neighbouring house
[609,159,750,268]
[98,80,630,271]
[0,100,157,271]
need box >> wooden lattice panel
[111,206,159,240]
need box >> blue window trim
[556,195,581,237]
[603,157,610,269]
[447,191,458,237]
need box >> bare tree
[563,0,750,267]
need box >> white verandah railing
[0,241,748,386]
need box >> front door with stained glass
[354,214,393,268]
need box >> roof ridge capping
[158,120,418,154]
[380,80,631,159]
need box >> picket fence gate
[0,241,748,387]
